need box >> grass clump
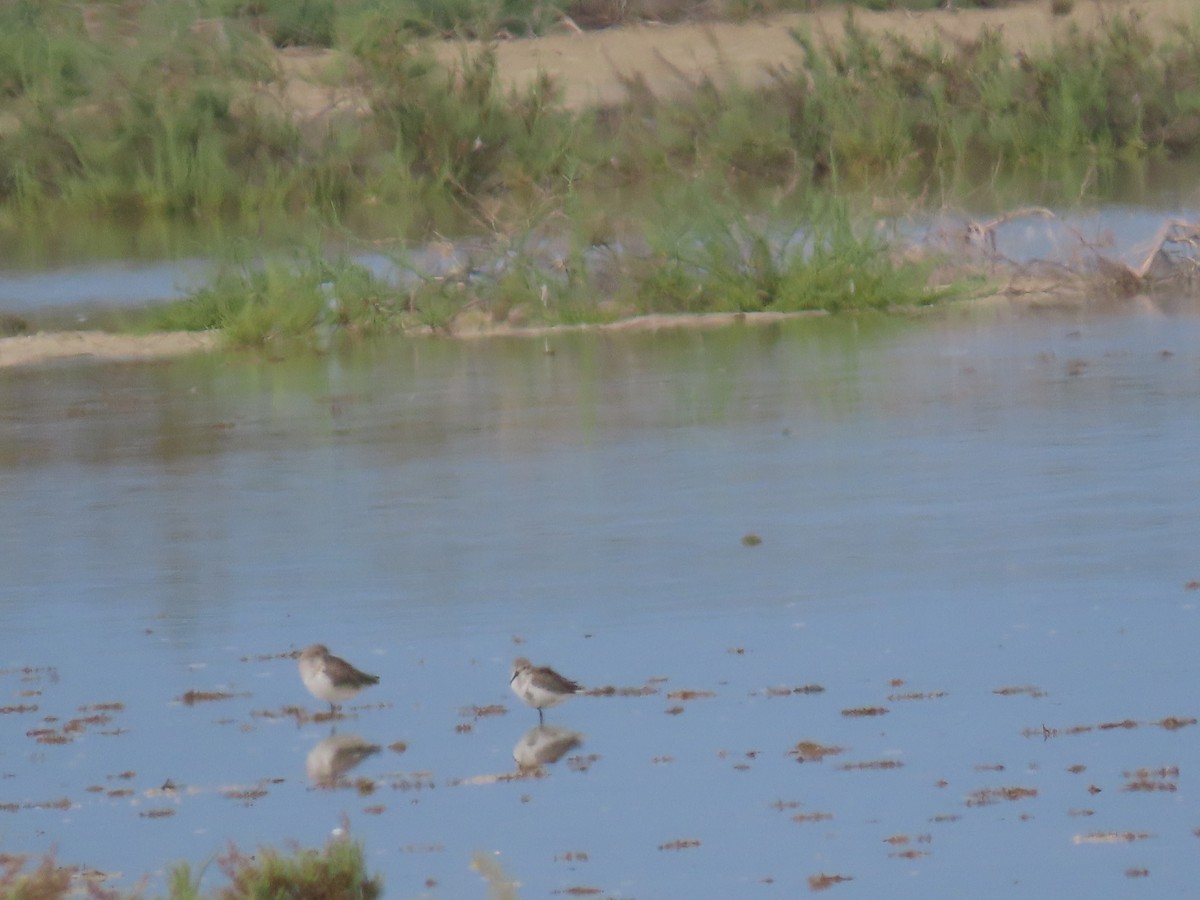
[630,188,939,314]
[149,246,406,348]
[0,838,380,900]
[0,852,72,899]
[208,839,381,900]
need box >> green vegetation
[0,839,381,900]
[2,0,1198,344]
[146,186,944,346]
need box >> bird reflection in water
[513,724,584,771]
[306,733,382,788]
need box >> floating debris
[838,760,903,771]
[449,770,545,787]
[1,705,38,715]
[887,691,946,702]
[177,690,242,705]
[138,808,175,819]
[2,798,72,813]
[221,787,269,806]
[553,887,602,896]
[658,839,701,851]
[460,704,506,719]
[792,811,833,823]
[1156,716,1196,730]
[885,834,932,846]
[666,690,716,701]
[566,754,600,773]
[1067,764,1087,774]
[965,786,1038,807]
[975,763,1006,772]
[840,706,888,717]
[765,684,825,697]
[808,873,853,891]
[1068,809,1095,817]
[788,741,845,763]
[1029,715,1194,738]
[388,741,408,754]
[582,684,659,697]
[28,729,71,745]
[741,533,762,546]
[993,685,1047,698]
[1126,868,1150,878]
[389,773,437,791]
[1073,832,1153,844]
[1122,767,1178,792]
[553,852,589,863]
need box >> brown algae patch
[666,690,716,701]
[808,873,853,891]
[583,684,659,697]
[965,786,1038,807]
[788,741,846,763]
[764,684,826,697]
[993,685,1047,698]
[838,760,904,771]
[1073,831,1154,844]
[888,690,947,702]
[657,839,701,851]
[178,690,244,705]
[792,811,833,824]
[841,706,889,717]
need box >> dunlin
[510,657,581,723]
[298,644,379,714]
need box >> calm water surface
[2,307,1199,897]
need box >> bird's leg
[538,708,545,725]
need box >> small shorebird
[510,657,582,723]
[298,644,379,714]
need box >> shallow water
[3,198,1200,319]
[2,307,1199,897]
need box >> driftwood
[936,208,1200,300]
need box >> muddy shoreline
[2,285,1175,370]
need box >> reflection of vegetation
[1,838,381,899]
[471,850,521,900]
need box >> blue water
[2,307,1199,897]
